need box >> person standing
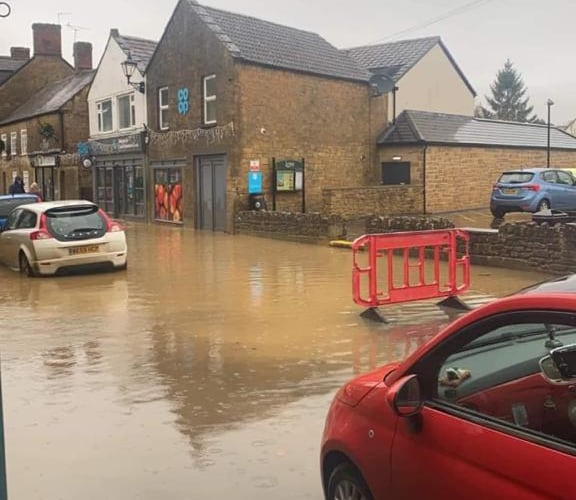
[29,181,42,200]
[9,176,25,194]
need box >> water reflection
[0,224,554,499]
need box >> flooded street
[0,224,552,499]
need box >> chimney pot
[10,47,30,60]
[73,41,93,70]
[32,23,62,57]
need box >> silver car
[0,200,128,276]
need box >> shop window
[154,167,182,222]
[97,99,113,132]
[158,87,169,130]
[382,161,411,185]
[118,93,136,130]
[10,132,17,157]
[20,129,27,155]
[203,75,216,125]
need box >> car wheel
[490,207,505,218]
[327,463,373,500]
[537,199,551,211]
[19,252,36,277]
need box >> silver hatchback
[0,200,128,276]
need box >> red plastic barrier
[352,229,470,308]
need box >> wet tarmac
[0,223,552,499]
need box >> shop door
[197,156,227,232]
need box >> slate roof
[378,110,576,150]
[0,57,28,84]
[345,36,476,95]
[186,1,370,82]
[113,33,157,73]
[0,70,95,125]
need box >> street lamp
[547,98,554,168]
[121,52,145,93]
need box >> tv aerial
[65,22,90,43]
[0,2,11,18]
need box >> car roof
[516,274,576,295]
[20,200,96,214]
[0,194,39,200]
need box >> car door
[0,208,23,267]
[556,170,576,210]
[540,170,563,208]
[389,310,576,499]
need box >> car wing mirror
[386,374,423,417]
[540,344,576,383]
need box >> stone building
[377,110,576,214]
[0,23,94,200]
[145,0,386,231]
[0,47,30,85]
[86,29,157,220]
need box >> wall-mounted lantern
[121,52,145,94]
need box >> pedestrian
[29,181,42,200]
[9,176,25,195]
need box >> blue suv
[0,194,41,229]
[490,168,576,218]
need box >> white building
[87,29,157,219]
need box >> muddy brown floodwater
[0,223,552,499]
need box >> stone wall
[467,223,576,274]
[322,184,424,217]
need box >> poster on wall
[154,168,183,223]
[276,170,295,191]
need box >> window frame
[381,161,411,185]
[97,98,113,133]
[0,133,6,159]
[117,93,136,130]
[158,87,169,131]
[203,74,217,125]
[20,129,27,155]
[10,131,17,157]
[411,310,576,456]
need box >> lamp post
[547,98,554,168]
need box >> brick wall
[322,185,423,217]
[424,146,576,212]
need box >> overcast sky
[1,0,574,124]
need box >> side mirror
[387,374,423,417]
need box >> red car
[321,275,576,500]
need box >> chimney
[110,28,119,38]
[10,47,30,60]
[32,23,62,57]
[73,42,93,70]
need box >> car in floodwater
[0,193,41,230]
[490,167,576,218]
[0,200,127,276]
[321,274,576,500]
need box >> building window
[10,132,17,157]
[154,167,182,222]
[203,75,216,125]
[118,93,136,130]
[0,134,6,159]
[20,129,27,155]
[158,87,169,130]
[381,161,411,185]
[97,99,113,132]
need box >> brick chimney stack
[10,47,30,60]
[32,23,62,57]
[73,42,93,70]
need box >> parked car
[490,167,576,218]
[0,200,127,276]
[0,193,41,230]
[321,274,576,500]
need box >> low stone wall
[467,223,576,274]
[322,185,424,217]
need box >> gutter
[423,144,428,214]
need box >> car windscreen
[498,172,534,184]
[45,206,107,241]
[0,198,38,218]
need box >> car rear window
[0,198,38,218]
[498,172,534,184]
[45,206,107,241]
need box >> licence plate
[502,188,519,195]
[69,245,100,255]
